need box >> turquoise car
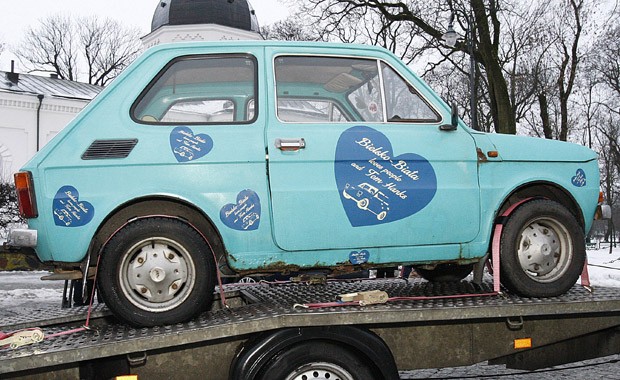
[11,41,604,326]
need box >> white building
[0,71,102,180]
[0,0,261,180]
[143,0,261,47]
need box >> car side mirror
[439,103,458,131]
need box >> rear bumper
[7,228,37,248]
[595,204,612,220]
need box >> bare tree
[262,18,318,41]
[16,14,141,85]
[17,14,79,81]
[78,17,142,86]
[528,0,588,141]
[0,182,24,243]
[595,122,619,246]
[591,16,620,174]
[297,0,517,134]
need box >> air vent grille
[81,139,138,160]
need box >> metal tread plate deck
[1,279,619,374]
[0,304,111,332]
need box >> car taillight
[14,171,38,218]
[599,191,605,204]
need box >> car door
[265,49,480,253]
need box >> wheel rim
[119,237,196,312]
[516,217,573,283]
[283,362,355,380]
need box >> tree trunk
[471,0,516,135]
[538,92,553,139]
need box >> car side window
[381,62,440,122]
[277,99,348,122]
[274,56,382,123]
[132,55,257,124]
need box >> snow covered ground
[584,244,620,287]
[0,246,618,311]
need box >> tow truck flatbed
[1,279,619,379]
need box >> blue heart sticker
[220,190,261,231]
[349,250,370,264]
[170,126,214,162]
[52,186,95,227]
[335,126,437,227]
[571,169,586,187]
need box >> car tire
[499,199,585,297]
[255,341,376,380]
[358,198,370,209]
[98,217,216,326]
[415,263,474,282]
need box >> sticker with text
[571,169,586,187]
[349,250,370,264]
[170,126,214,162]
[220,190,261,231]
[335,125,437,227]
[52,186,94,227]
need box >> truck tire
[414,263,474,282]
[97,217,215,326]
[230,326,399,380]
[256,341,374,380]
[499,199,585,297]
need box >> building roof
[151,0,260,33]
[0,71,102,101]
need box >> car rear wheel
[499,199,585,297]
[98,217,216,326]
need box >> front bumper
[595,204,612,220]
[7,228,37,248]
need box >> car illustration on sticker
[342,183,389,220]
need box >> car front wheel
[499,199,585,297]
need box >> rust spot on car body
[476,148,488,162]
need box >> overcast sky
[0,0,291,72]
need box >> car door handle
[275,138,306,151]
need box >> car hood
[480,133,597,162]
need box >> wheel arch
[497,181,584,228]
[88,196,231,274]
[229,326,399,380]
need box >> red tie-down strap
[490,198,537,294]
[581,256,591,291]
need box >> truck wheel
[230,327,398,380]
[499,199,585,297]
[415,263,474,282]
[256,341,375,380]
[98,217,215,326]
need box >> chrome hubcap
[284,362,354,380]
[517,218,572,282]
[120,237,195,312]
